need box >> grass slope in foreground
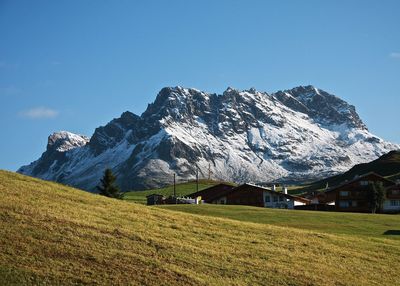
[161,204,400,240]
[1,171,400,285]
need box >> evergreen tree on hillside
[97,169,123,199]
[367,182,386,213]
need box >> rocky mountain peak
[88,111,141,156]
[224,86,238,93]
[18,85,398,191]
[288,84,318,93]
[245,87,258,94]
[141,86,211,123]
[47,131,89,152]
[273,85,366,129]
[119,111,140,124]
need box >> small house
[190,183,309,209]
[187,183,235,204]
[146,194,165,205]
[219,183,309,209]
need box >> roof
[145,193,165,198]
[288,194,311,204]
[324,172,396,194]
[187,183,235,202]
[211,183,311,203]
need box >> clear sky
[1,0,399,171]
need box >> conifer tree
[367,181,386,213]
[97,168,122,199]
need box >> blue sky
[1,0,399,171]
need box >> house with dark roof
[314,172,399,213]
[188,183,310,209]
[146,194,165,205]
[382,184,400,213]
[186,183,235,204]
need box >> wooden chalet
[188,183,310,209]
[384,184,400,213]
[187,183,235,204]
[315,172,398,213]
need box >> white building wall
[263,192,294,209]
[294,201,306,206]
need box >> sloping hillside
[1,170,400,285]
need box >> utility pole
[173,173,176,198]
[196,168,199,192]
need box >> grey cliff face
[18,131,89,183]
[18,86,398,191]
[274,85,366,129]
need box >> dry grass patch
[1,170,400,285]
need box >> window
[360,181,369,186]
[340,200,357,207]
[390,200,400,206]
[273,196,278,202]
[265,195,270,203]
[339,201,350,208]
[392,190,400,195]
[340,191,349,197]
[279,196,283,202]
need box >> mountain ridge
[298,150,400,193]
[18,85,399,191]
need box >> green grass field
[161,204,400,240]
[1,170,400,285]
[123,180,231,204]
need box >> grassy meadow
[161,204,400,240]
[1,170,400,285]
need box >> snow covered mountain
[18,85,399,191]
